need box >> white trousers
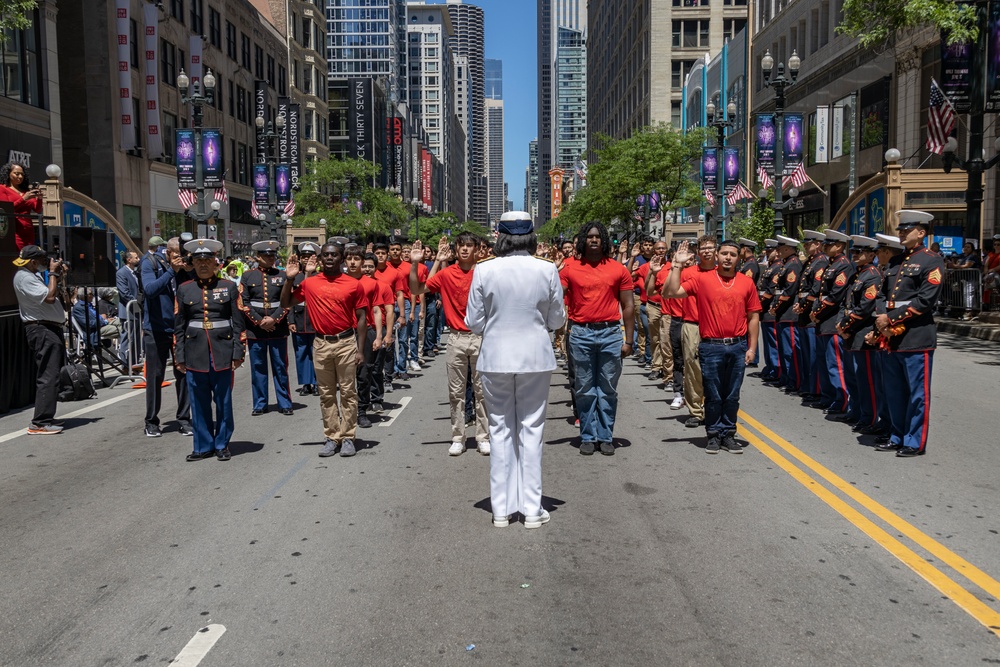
[479,370,551,519]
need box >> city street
[1,332,999,665]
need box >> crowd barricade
[940,268,982,314]
[109,299,145,388]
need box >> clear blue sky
[435,0,537,211]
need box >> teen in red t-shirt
[666,239,761,453]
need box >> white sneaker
[476,440,490,455]
[448,440,465,456]
[670,395,685,410]
[492,515,510,528]
[408,360,422,372]
[524,509,550,529]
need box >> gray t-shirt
[14,269,65,323]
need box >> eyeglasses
[698,246,717,252]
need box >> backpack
[58,363,97,402]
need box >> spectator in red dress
[0,162,43,250]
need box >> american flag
[250,200,260,219]
[284,199,295,216]
[177,188,196,210]
[704,188,716,206]
[783,162,809,190]
[213,181,228,204]
[757,164,773,189]
[725,182,755,206]
[926,78,956,155]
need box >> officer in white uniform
[465,211,566,529]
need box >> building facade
[555,27,587,172]
[526,138,538,221]
[485,97,504,225]
[485,57,502,100]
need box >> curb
[938,319,1000,342]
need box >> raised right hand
[673,241,694,266]
[285,254,300,278]
[410,240,424,264]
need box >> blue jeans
[395,300,412,375]
[699,339,748,437]
[407,302,421,361]
[423,298,439,353]
[568,325,624,444]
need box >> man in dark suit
[116,251,140,365]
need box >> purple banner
[756,114,775,169]
[702,148,718,192]
[175,129,195,188]
[987,1,1000,112]
[253,164,269,205]
[201,129,223,189]
[724,148,740,194]
[941,37,972,113]
[275,165,291,206]
[784,113,804,174]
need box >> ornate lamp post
[761,48,801,234]
[706,94,737,239]
[177,68,221,232]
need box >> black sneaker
[646,371,662,381]
[185,450,212,462]
[179,424,194,436]
[706,436,721,454]
[599,441,615,456]
[357,413,372,429]
[579,441,596,455]
[684,417,703,428]
[144,424,162,438]
[311,385,321,396]
[371,402,384,414]
[721,435,743,454]
[216,447,232,461]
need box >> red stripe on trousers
[919,351,930,452]
[833,338,848,412]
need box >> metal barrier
[940,268,982,315]
[109,299,144,388]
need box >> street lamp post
[761,48,801,235]
[942,135,1000,241]
[177,68,221,234]
[255,114,287,241]
[706,94,737,239]
[410,198,428,242]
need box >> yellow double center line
[737,410,1000,638]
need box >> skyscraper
[537,0,587,226]
[485,58,502,100]
[325,0,404,92]
[526,139,539,222]
[445,0,488,226]
[556,27,586,171]
[485,97,504,225]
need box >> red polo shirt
[680,265,715,322]
[293,272,366,335]
[388,260,413,298]
[375,264,405,299]
[636,261,670,306]
[680,269,762,338]
[559,256,633,323]
[424,263,475,331]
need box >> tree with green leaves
[724,194,775,249]
[555,123,711,239]
[837,0,977,52]
[1,0,37,40]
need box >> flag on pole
[782,162,808,190]
[725,182,755,206]
[213,181,228,204]
[283,199,295,216]
[177,188,196,210]
[250,200,260,220]
[704,188,716,206]
[926,78,956,155]
[757,164,773,189]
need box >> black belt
[318,328,355,341]
[682,319,698,325]
[24,320,62,328]
[702,337,743,345]
[569,320,620,330]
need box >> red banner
[549,168,564,219]
[421,148,432,208]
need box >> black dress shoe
[279,408,294,416]
[828,413,853,422]
[748,371,763,378]
[296,386,309,396]
[896,447,924,458]
[874,441,902,452]
[251,408,268,416]
[684,417,704,428]
[874,434,891,445]
[186,451,213,462]
[312,385,321,396]
[216,447,232,461]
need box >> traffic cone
[132,361,171,388]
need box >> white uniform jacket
[465,252,566,374]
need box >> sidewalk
[937,311,1000,342]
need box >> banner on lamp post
[755,113,775,169]
[275,165,291,207]
[202,129,223,189]
[987,1,1000,112]
[115,0,135,151]
[143,3,162,157]
[784,113,804,174]
[253,164,269,205]
[815,106,830,163]
[421,148,432,208]
[701,148,718,192]
[723,148,740,194]
[349,78,373,162]
[277,97,289,164]
[941,37,972,113]
[288,103,300,189]
[175,129,195,188]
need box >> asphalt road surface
[1,331,999,666]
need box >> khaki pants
[447,331,489,441]
[681,321,704,420]
[659,311,673,378]
[633,293,645,355]
[647,303,663,372]
[314,335,359,442]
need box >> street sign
[227,228,233,240]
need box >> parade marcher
[663,251,689,410]
[116,251,140,366]
[769,235,803,392]
[410,233,491,455]
[665,239,761,453]
[281,243,367,457]
[13,245,67,434]
[465,212,566,528]
[836,235,882,430]
[373,242,407,382]
[174,239,245,461]
[674,235,718,428]
[344,244,389,429]
[140,235,193,437]
[753,240,782,382]
[559,221,635,455]
[289,241,319,396]
[738,239,760,368]
[239,240,294,417]
[626,236,654,364]
[809,230,855,414]
[388,240,425,376]
[636,240,670,383]
[0,161,43,250]
[869,233,906,436]
[362,252,394,415]
[872,210,945,457]
[793,230,829,400]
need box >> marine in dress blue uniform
[809,230,855,413]
[793,230,828,399]
[739,239,761,368]
[239,240,293,416]
[872,211,945,457]
[836,235,882,430]
[754,239,782,380]
[869,233,906,436]
[290,241,319,396]
[174,239,246,461]
[770,235,803,391]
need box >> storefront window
[0,11,44,108]
[157,211,188,238]
[122,205,142,244]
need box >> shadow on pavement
[228,441,264,456]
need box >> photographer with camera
[13,245,67,434]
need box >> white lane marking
[171,624,226,666]
[0,390,142,444]
[378,396,412,427]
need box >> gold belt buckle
[203,321,214,330]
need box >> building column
[41,0,63,170]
